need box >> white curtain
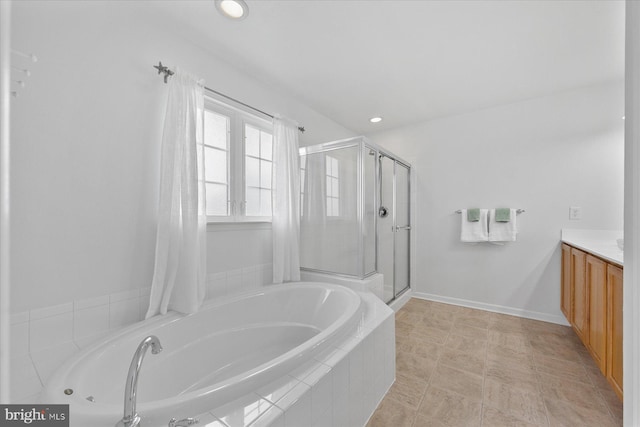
[146,68,207,318]
[272,116,301,284]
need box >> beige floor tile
[529,333,583,363]
[418,316,455,332]
[486,345,537,375]
[444,334,487,354]
[483,378,548,425]
[397,311,423,325]
[450,323,489,340]
[600,386,624,426]
[416,386,482,427]
[423,307,459,323]
[387,371,429,410]
[485,363,540,394]
[487,330,530,353]
[429,364,484,402]
[374,299,624,427]
[532,353,590,384]
[397,335,443,361]
[454,315,491,329]
[456,306,493,319]
[538,372,610,413]
[521,319,573,337]
[439,347,485,375]
[488,314,529,334]
[410,326,450,345]
[397,350,438,380]
[367,394,417,427]
[397,321,416,338]
[544,397,620,427]
[481,406,546,427]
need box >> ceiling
[145,0,625,134]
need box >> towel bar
[455,209,525,214]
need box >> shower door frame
[374,148,411,304]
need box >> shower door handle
[395,225,411,231]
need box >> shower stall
[299,136,411,304]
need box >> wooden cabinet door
[607,264,623,400]
[561,244,572,322]
[586,255,607,374]
[571,248,588,344]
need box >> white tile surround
[193,292,395,427]
[8,267,395,427]
[9,263,275,403]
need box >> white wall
[368,81,625,322]
[9,1,355,313]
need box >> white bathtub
[41,282,363,427]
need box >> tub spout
[116,335,163,427]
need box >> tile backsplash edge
[8,263,274,402]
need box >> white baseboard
[411,291,570,326]
[389,289,412,312]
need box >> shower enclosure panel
[299,136,410,303]
[299,140,376,278]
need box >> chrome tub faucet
[116,335,163,427]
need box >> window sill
[206,220,272,232]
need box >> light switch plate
[569,206,582,220]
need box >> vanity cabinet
[561,244,572,321]
[561,243,623,400]
[569,247,588,343]
[607,264,623,400]
[586,254,607,373]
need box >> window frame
[203,96,273,224]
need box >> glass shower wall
[299,135,409,291]
[299,138,376,277]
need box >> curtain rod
[154,62,305,133]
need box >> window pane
[332,177,339,197]
[326,176,333,197]
[246,187,260,216]
[206,182,228,216]
[262,132,273,161]
[205,111,228,150]
[260,189,272,216]
[205,147,227,184]
[246,125,260,157]
[260,160,272,189]
[246,157,260,187]
[332,157,339,177]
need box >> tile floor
[367,298,623,427]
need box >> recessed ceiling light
[215,0,249,20]
[370,117,383,123]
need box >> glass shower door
[394,163,410,296]
[378,155,395,303]
[378,155,410,303]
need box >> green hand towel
[467,208,480,222]
[495,208,511,222]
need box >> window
[300,154,306,217]
[203,98,273,222]
[244,124,273,217]
[326,155,340,217]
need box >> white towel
[460,209,489,242]
[489,208,517,242]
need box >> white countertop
[561,229,624,266]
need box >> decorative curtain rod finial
[153,61,174,83]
